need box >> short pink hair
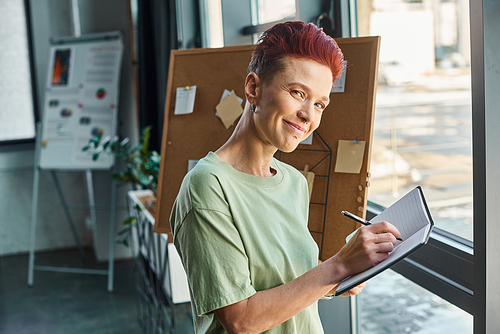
[248,21,344,84]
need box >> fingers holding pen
[357,221,401,254]
[354,226,394,257]
[365,221,402,245]
[341,211,403,241]
[332,221,401,277]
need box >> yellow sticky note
[335,140,366,173]
[304,171,315,199]
[215,90,243,129]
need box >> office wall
[0,157,91,255]
[483,0,500,330]
[298,0,323,24]
[0,0,137,261]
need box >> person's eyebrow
[289,81,330,104]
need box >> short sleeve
[174,207,257,316]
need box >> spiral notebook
[335,186,434,296]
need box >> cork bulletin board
[155,37,380,260]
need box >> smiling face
[249,56,333,153]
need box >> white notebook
[335,186,434,296]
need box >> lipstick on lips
[284,120,306,140]
[285,120,306,134]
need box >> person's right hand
[331,221,401,278]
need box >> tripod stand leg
[107,164,118,292]
[28,165,40,286]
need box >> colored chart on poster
[96,88,106,99]
[39,31,123,170]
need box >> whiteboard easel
[28,31,123,292]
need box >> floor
[359,269,473,334]
[0,248,194,334]
[0,247,473,334]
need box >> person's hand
[336,282,366,297]
[332,221,401,278]
[325,282,366,298]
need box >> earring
[250,102,256,113]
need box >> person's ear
[245,72,261,104]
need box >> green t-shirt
[170,152,323,333]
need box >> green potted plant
[82,126,160,245]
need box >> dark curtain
[315,0,343,38]
[137,0,178,152]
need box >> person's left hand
[325,282,366,298]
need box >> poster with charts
[39,32,123,170]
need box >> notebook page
[370,187,431,240]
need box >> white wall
[0,159,91,255]
[0,0,137,261]
[484,1,500,331]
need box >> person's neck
[216,113,277,177]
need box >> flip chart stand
[28,123,118,292]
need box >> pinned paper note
[302,165,315,200]
[215,90,243,129]
[174,85,197,115]
[300,133,313,145]
[187,159,199,172]
[334,140,366,173]
[331,61,347,93]
[216,89,243,118]
[219,89,243,104]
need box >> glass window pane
[0,0,36,142]
[256,0,296,24]
[358,0,473,241]
[202,0,224,48]
[358,270,472,333]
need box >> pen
[341,210,403,241]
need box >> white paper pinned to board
[174,86,197,115]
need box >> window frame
[366,202,474,314]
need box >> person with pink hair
[170,21,400,333]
